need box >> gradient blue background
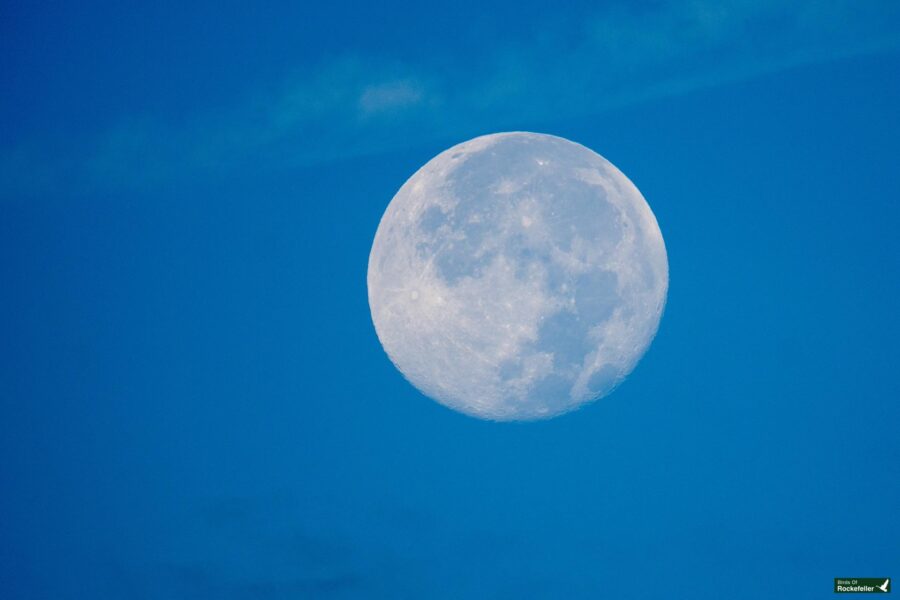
[1,2,898,598]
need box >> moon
[367,132,668,420]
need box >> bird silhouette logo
[878,579,890,592]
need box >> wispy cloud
[358,80,427,116]
[2,0,898,195]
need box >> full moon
[367,132,668,420]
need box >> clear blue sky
[1,2,898,598]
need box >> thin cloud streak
[2,0,898,195]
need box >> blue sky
[1,1,899,598]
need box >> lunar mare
[367,132,668,420]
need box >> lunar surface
[367,132,668,420]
